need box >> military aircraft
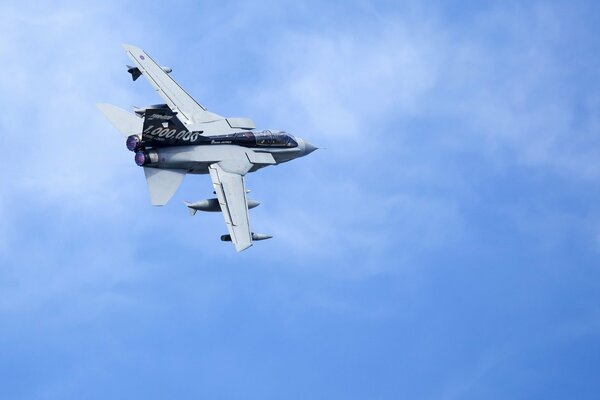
[97,44,317,252]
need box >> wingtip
[235,243,253,252]
[122,43,141,52]
[96,102,116,111]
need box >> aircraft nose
[303,140,318,155]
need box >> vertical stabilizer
[142,108,191,147]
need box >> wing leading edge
[209,163,252,252]
[123,44,223,124]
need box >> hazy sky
[1,0,600,398]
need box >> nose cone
[303,140,318,156]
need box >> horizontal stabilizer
[144,167,186,206]
[97,103,142,137]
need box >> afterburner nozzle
[126,135,142,151]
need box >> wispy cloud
[1,2,600,398]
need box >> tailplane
[97,103,142,137]
[143,167,186,206]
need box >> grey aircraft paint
[97,44,318,252]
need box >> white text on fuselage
[143,124,201,142]
[147,114,173,121]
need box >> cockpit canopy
[254,130,298,148]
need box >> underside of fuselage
[132,143,301,171]
[185,162,272,175]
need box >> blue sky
[1,0,600,398]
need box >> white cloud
[434,4,600,178]
[244,18,443,144]
[206,2,600,276]
[0,3,598,398]
[238,3,600,181]
[0,0,597,311]
[0,2,158,315]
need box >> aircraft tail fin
[97,103,142,137]
[141,107,191,146]
[142,108,188,136]
[143,167,186,206]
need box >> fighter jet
[97,44,317,252]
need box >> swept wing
[123,44,223,124]
[209,163,253,252]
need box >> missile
[221,233,273,242]
[185,198,260,215]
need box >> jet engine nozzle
[186,199,260,214]
[221,232,273,242]
[135,150,158,166]
[126,135,142,152]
